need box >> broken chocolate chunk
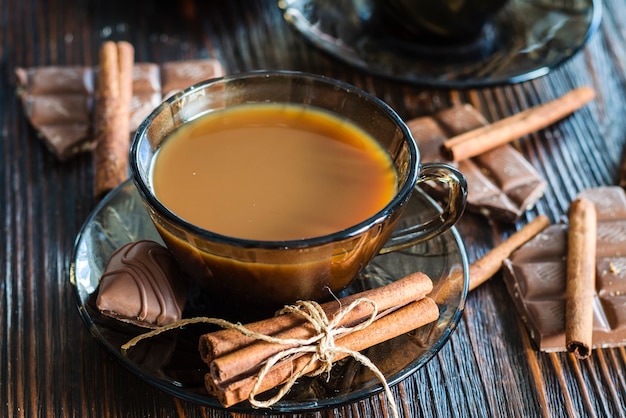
[502,186,626,352]
[96,240,188,329]
[407,105,547,222]
[15,66,95,160]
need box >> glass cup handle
[380,162,468,254]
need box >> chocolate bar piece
[502,186,626,351]
[15,66,95,160]
[15,59,224,161]
[16,66,95,95]
[96,240,188,329]
[407,105,547,222]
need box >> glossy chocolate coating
[96,240,188,328]
[502,187,626,351]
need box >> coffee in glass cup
[130,71,467,315]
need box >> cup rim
[130,70,420,249]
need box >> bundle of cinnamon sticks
[197,272,439,408]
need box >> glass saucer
[278,0,601,88]
[69,179,468,413]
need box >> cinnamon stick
[440,87,596,162]
[199,271,433,368]
[565,198,597,359]
[94,41,134,199]
[207,297,439,407]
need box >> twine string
[121,298,399,418]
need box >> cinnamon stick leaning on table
[565,198,597,359]
[440,87,596,162]
[94,41,134,199]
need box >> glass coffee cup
[130,71,467,314]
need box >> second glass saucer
[279,0,601,88]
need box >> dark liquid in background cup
[380,0,510,45]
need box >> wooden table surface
[2,0,626,417]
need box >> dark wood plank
[2,0,626,417]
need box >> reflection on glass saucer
[279,0,601,88]
[69,180,468,412]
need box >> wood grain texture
[2,0,626,417]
